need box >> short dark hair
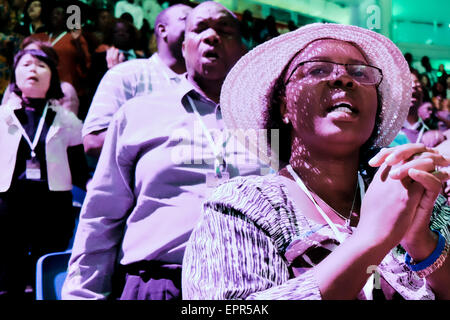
[11,48,64,100]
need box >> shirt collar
[403,119,421,130]
[151,52,184,82]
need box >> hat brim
[221,23,412,166]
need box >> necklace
[285,165,363,229]
[309,178,358,227]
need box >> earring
[283,116,290,124]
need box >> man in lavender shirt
[62,1,265,300]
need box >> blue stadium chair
[35,250,72,300]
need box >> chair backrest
[35,250,72,300]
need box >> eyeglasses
[285,60,383,86]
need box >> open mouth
[27,76,38,81]
[203,50,219,60]
[327,103,358,114]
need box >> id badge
[26,158,41,180]
[206,171,230,188]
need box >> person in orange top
[28,0,91,120]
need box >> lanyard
[187,95,228,175]
[286,164,375,298]
[415,117,430,143]
[286,164,365,242]
[49,31,67,46]
[12,103,49,158]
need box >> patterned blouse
[182,174,450,300]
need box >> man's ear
[157,23,167,41]
[181,40,186,59]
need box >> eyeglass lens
[299,61,381,85]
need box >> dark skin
[182,2,245,103]
[278,39,450,299]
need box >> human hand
[355,162,424,251]
[368,143,450,255]
[106,47,125,69]
[70,29,82,40]
[421,130,445,148]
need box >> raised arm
[182,173,420,300]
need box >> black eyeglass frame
[284,60,384,86]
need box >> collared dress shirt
[62,79,268,299]
[82,53,182,137]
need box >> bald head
[182,1,245,102]
[154,4,192,44]
[185,1,239,31]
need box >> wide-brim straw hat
[221,23,412,167]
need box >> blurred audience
[260,15,279,42]
[16,0,49,37]
[91,7,114,48]
[142,0,163,28]
[8,0,27,34]
[82,3,192,159]
[0,0,23,98]
[240,9,255,50]
[421,55,438,86]
[88,18,144,101]
[114,0,144,30]
[438,63,448,86]
[419,73,432,102]
[29,0,91,120]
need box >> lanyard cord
[286,164,365,243]
[11,103,49,158]
[415,117,430,143]
[187,95,227,175]
[49,31,67,46]
[286,164,374,298]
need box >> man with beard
[62,1,260,300]
[82,4,193,159]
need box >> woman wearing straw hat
[182,23,450,300]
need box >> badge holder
[206,158,229,188]
[12,103,48,181]
[26,152,41,180]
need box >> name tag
[206,171,230,188]
[26,158,41,180]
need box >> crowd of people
[0,0,449,301]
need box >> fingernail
[368,157,377,166]
[389,168,400,177]
[385,154,396,164]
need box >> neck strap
[12,102,49,158]
[187,95,229,175]
[286,164,365,243]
